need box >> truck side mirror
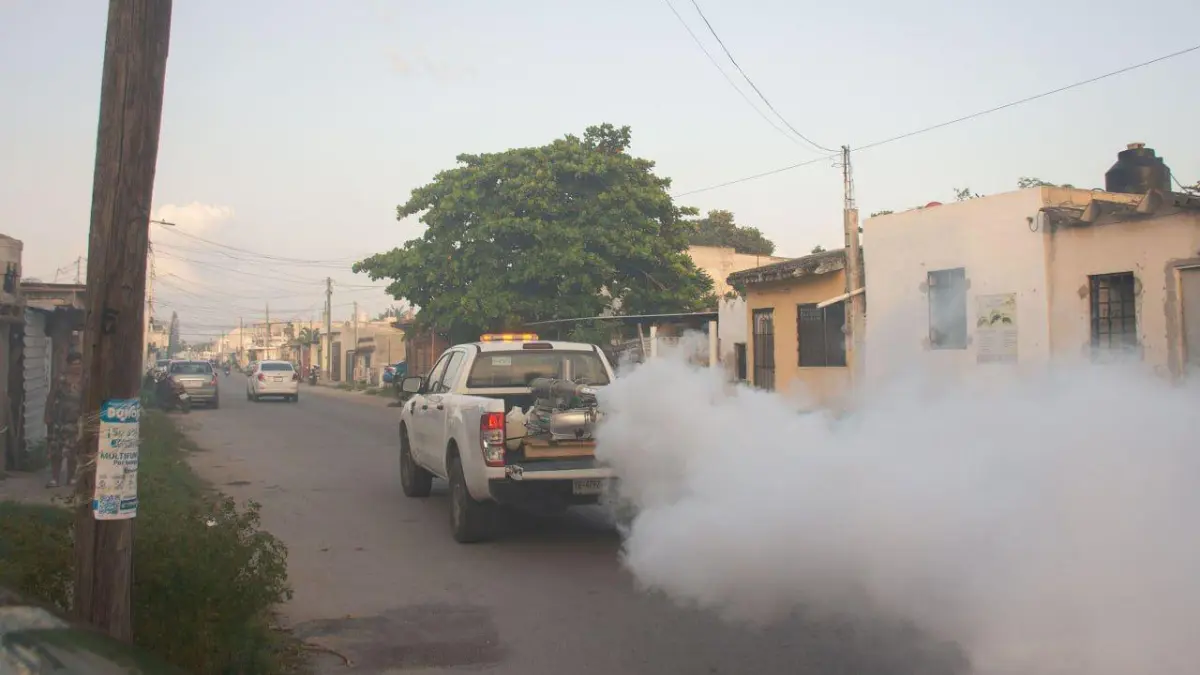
[400,376,424,394]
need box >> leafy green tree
[810,245,826,254]
[353,124,716,342]
[685,209,776,255]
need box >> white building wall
[861,189,1053,389]
[23,309,51,445]
[717,296,746,377]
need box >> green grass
[0,409,305,674]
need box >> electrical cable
[672,42,1200,198]
[661,0,816,150]
[155,226,366,266]
[686,0,836,154]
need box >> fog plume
[595,339,1200,675]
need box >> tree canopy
[685,209,776,256]
[353,124,716,342]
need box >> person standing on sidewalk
[44,351,84,488]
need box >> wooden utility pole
[841,145,866,384]
[73,0,173,642]
[324,277,333,380]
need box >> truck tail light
[257,373,265,382]
[480,412,506,467]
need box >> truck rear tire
[448,455,494,543]
[399,428,433,498]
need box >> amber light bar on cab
[479,333,538,342]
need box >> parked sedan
[247,360,300,402]
[167,360,219,408]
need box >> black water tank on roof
[1104,142,1171,194]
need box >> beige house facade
[727,249,857,410]
[687,245,790,378]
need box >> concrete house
[686,245,790,380]
[862,143,1200,386]
[726,248,861,409]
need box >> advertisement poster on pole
[92,398,141,520]
[976,293,1018,364]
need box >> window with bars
[752,309,775,391]
[797,302,847,367]
[928,267,968,349]
[1089,272,1138,353]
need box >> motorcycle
[153,371,191,414]
[223,365,231,377]
[308,366,318,386]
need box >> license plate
[572,478,605,496]
[272,377,283,382]
[178,393,190,400]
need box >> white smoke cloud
[596,335,1200,675]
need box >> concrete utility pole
[239,316,243,362]
[74,0,173,642]
[841,145,866,384]
[352,300,359,380]
[75,256,83,284]
[324,277,333,380]
[265,302,271,360]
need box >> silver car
[167,360,219,408]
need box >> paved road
[178,374,966,675]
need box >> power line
[159,224,364,264]
[672,153,837,197]
[661,0,814,150]
[686,0,835,154]
[673,42,1200,198]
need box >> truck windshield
[466,350,610,388]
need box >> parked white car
[246,360,300,402]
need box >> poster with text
[976,293,1018,363]
[92,398,141,520]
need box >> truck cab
[396,333,616,543]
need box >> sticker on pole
[92,398,141,520]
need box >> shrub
[0,501,73,608]
[0,411,299,674]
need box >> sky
[1,0,1198,341]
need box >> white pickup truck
[397,333,617,543]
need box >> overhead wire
[154,226,365,266]
[672,42,1200,198]
[685,0,836,154]
[661,0,815,150]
